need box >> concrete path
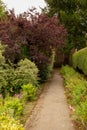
[25,70,75,130]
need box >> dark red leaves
[0,9,67,72]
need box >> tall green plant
[45,0,87,52]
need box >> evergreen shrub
[72,47,87,75]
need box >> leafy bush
[14,58,39,87]
[5,96,23,117]
[0,114,24,130]
[0,46,39,96]
[6,58,39,95]
[22,84,37,101]
[61,65,87,128]
[0,95,24,129]
[0,96,23,118]
[72,47,87,75]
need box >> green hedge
[72,47,87,75]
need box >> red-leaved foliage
[0,9,67,77]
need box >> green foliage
[14,58,39,87]
[5,58,39,95]
[0,114,24,130]
[76,100,87,124]
[22,84,37,101]
[0,0,6,20]
[0,95,24,129]
[0,96,23,118]
[72,47,87,75]
[0,44,39,96]
[45,0,87,52]
[5,97,23,117]
[0,43,9,97]
[61,65,87,128]
[0,43,17,96]
[0,42,5,65]
[40,50,55,81]
[41,65,51,81]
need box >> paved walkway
[25,70,75,130]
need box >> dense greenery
[22,84,37,101]
[45,0,87,52]
[0,3,67,127]
[0,96,23,117]
[14,58,39,88]
[0,9,67,80]
[0,114,24,130]
[72,47,87,75]
[0,42,38,129]
[61,65,87,129]
[0,43,39,96]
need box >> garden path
[25,70,75,130]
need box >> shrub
[0,96,23,118]
[0,114,24,130]
[0,47,39,96]
[72,47,87,75]
[0,43,16,96]
[5,96,23,118]
[22,84,37,101]
[0,96,24,129]
[14,58,39,87]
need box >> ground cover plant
[61,65,87,130]
[0,114,24,130]
[72,47,87,75]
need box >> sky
[3,0,46,14]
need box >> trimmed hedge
[72,47,87,75]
